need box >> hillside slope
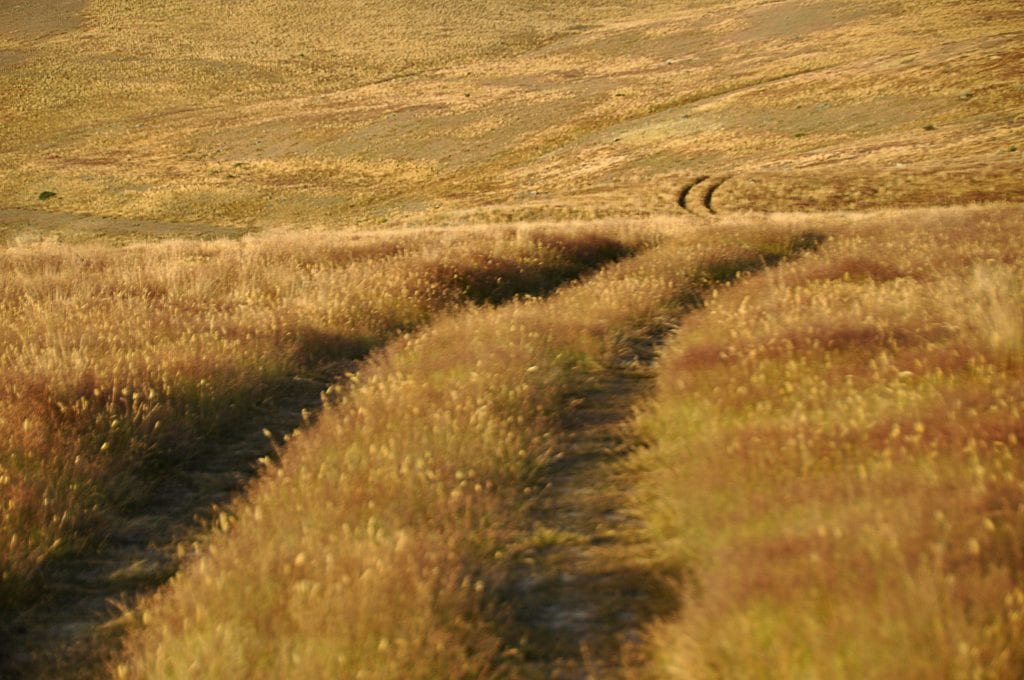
[2,0,1021,236]
[0,0,1022,677]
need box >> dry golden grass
[0,0,1021,676]
[633,204,1024,678]
[2,0,1019,231]
[110,222,821,678]
[0,224,639,628]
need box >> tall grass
[633,205,1024,678]
[111,221,821,678]
[0,225,639,620]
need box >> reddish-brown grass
[633,205,1024,679]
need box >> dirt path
[499,233,830,677]
[0,365,352,678]
[0,247,638,677]
[503,326,678,678]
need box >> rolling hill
[1,0,1021,677]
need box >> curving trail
[499,233,828,678]
[680,175,731,217]
[0,241,637,679]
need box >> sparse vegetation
[2,0,1020,229]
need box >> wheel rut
[498,233,829,678]
[676,175,709,211]
[0,247,637,678]
[502,325,678,679]
[0,366,354,679]
[680,175,730,217]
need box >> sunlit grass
[1,0,1020,675]
[2,0,1018,229]
[633,205,1024,678]
[111,221,821,678]
[0,224,640,617]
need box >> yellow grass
[2,0,1019,231]
[111,223,821,678]
[633,205,1024,678]
[0,225,639,617]
[1,0,1021,676]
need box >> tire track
[680,175,731,217]
[0,245,636,679]
[1,369,351,679]
[499,235,828,678]
[676,175,708,212]
[503,324,678,679]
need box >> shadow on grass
[440,234,634,305]
[698,231,827,286]
[0,236,638,679]
[488,231,827,676]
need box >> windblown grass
[0,225,638,620]
[111,222,821,678]
[633,205,1024,678]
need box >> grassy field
[0,225,642,674]
[1,0,1022,677]
[111,223,823,678]
[1,0,1021,233]
[634,206,1024,678]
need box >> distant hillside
[1,0,1020,239]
